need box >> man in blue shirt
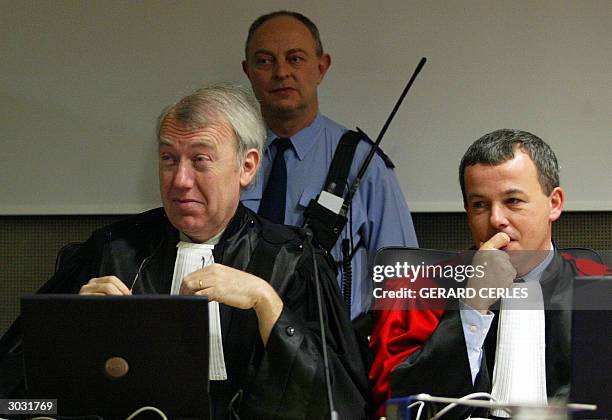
[241,10,418,320]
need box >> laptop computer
[571,276,612,419]
[21,294,210,419]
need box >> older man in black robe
[0,85,368,419]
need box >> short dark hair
[459,129,560,203]
[245,10,324,58]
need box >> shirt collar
[522,242,555,282]
[265,112,324,161]
[179,228,224,246]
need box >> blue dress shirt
[241,113,418,319]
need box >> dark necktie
[258,138,292,224]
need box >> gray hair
[245,10,324,58]
[459,129,560,203]
[158,84,265,186]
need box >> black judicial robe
[0,204,369,419]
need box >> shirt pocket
[298,187,321,211]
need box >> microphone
[302,58,427,317]
[305,230,339,420]
[129,255,153,292]
[340,57,427,216]
[302,57,428,252]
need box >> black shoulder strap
[303,130,390,254]
[324,130,396,199]
[323,130,361,197]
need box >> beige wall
[1,0,611,214]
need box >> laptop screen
[571,276,612,419]
[21,294,210,419]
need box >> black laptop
[21,294,210,419]
[570,276,612,419]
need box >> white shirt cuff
[459,300,495,383]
